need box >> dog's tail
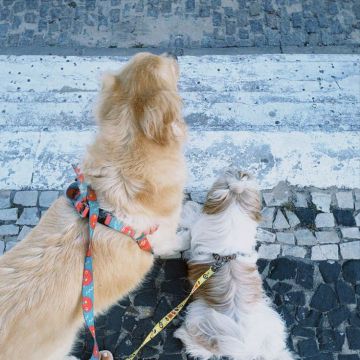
[203,169,261,222]
[174,304,249,359]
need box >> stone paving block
[336,191,354,209]
[16,208,39,226]
[346,327,360,350]
[273,210,290,230]
[355,213,360,226]
[340,241,360,260]
[341,227,360,240]
[277,232,295,245]
[355,201,360,211]
[319,261,341,283]
[333,210,356,227]
[311,192,332,212]
[0,224,19,236]
[260,207,275,228]
[311,244,339,260]
[258,244,281,259]
[295,229,317,245]
[256,228,276,243]
[282,245,307,258]
[5,239,18,252]
[0,208,18,221]
[294,192,308,208]
[13,191,38,206]
[263,182,290,206]
[39,191,59,208]
[263,192,288,206]
[285,210,300,227]
[315,231,340,244]
[0,190,11,209]
[17,225,32,241]
[311,283,338,312]
[354,190,360,202]
[315,213,335,228]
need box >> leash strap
[74,166,100,360]
[125,254,236,360]
[69,165,159,359]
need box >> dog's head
[97,52,185,145]
[203,170,261,222]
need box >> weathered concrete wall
[0,54,359,190]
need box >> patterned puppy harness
[66,166,158,360]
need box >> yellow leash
[125,254,237,360]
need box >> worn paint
[0,54,359,190]
[1,130,359,190]
[0,54,359,131]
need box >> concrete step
[0,54,359,191]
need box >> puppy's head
[203,170,261,222]
[97,52,185,145]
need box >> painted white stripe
[1,130,359,190]
[0,54,359,190]
[0,54,359,132]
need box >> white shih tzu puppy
[175,170,295,360]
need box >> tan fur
[203,170,262,222]
[188,261,263,310]
[0,52,187,359]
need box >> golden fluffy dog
[0,52,187,359]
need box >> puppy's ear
[134,91,181,145]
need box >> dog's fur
[0,52,188,359]
[175,171,295,360]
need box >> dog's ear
[101,73,119,91]
[134,90,181,145]
[203,171,262,222]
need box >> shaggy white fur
[175,171,295,360]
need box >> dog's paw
[179,201,202,229]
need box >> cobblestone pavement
[1,185,359,260]
[0,0,359,50]
[69,258,360,359]
[0,187,360,358]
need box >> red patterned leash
[66,166,158,359]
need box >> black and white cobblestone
[1,185,359,358]
[69,258,360,359]
[1,184,359,260]
[0,0,359,50]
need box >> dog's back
[175,170,294,360]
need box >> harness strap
[74,166,100,360]
[68,166,159,360]
[125,253,236,360]
[67,178,157,253]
